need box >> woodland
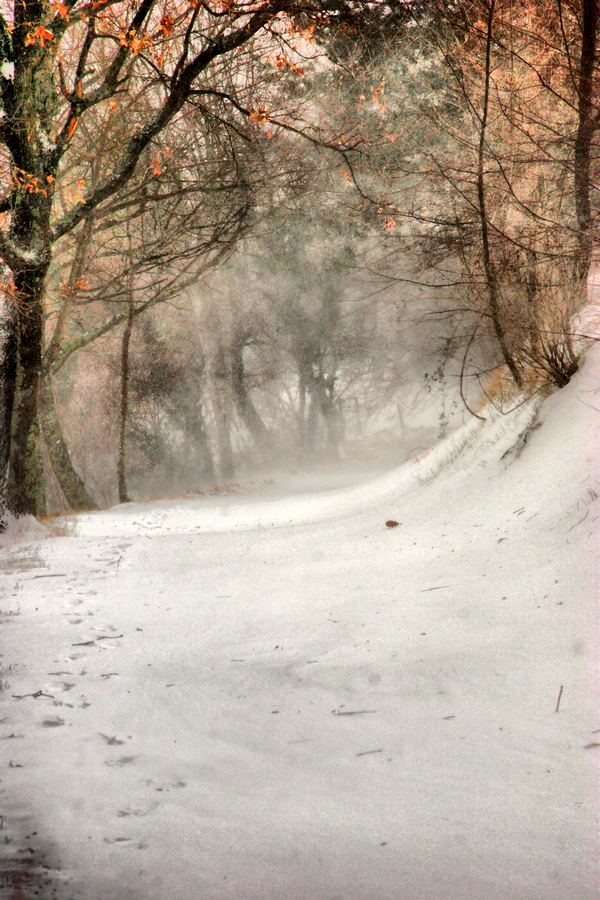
[0,0,598,520]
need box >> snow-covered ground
[1,349,599,900]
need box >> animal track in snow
[116,801,159,818]
[40,716,65,728]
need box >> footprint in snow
[142,778,186,792]
[103,838,148,849]
[117,801,160,818]
[98,733,126,746]
[40,717,65,728]
[105,756,137,767]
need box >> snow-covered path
[1,352,599,900]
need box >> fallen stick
[555,685,564,713]
[32,574,67,579]
[72,634,123,646]
[12,691,54,700]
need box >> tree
[0,0,398,522]
[346,0,600,401]
[40,90,260,510]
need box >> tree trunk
[574,0,599,281]
[117,303,135,504]
[6,277,47,518]
[209,346,235,481]
[477,0,522,388]
[186,404,217,485]
[231,332,271,454]
[0,302,18,524]
[39,377,98,512]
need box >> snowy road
[1,352,599,900]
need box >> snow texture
[1,347,599,900]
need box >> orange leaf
[159,14,173,36]
[249,107,268,125]
[24,25,55,47]
[52,1,70,19]
[67,117,79,141]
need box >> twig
[32,573,67,579]
[421,585,451,592]
[72,634,123,646]
[567,509,589,532]
[356,749,384,756]
[555,685,564,713]
[332,709,378,716]
[12,691,54,700]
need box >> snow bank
[70,383,546,540]
[0,513,50,547]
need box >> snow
[0,61,14,82]
[0,514,50,548]
[1,347,599,900]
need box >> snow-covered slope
[1,348,599,900]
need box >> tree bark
[0,302,18,494]
[117,303,135,504]
[211,348,235,482]
[231,330,271,454]
[574,0,599,280]
[6,280,47,517]
[476,0,522,388]
[39,377,98,512]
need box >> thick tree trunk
[0,303,18,489]
[39,377,98,512]
[0,303,18,528]
[6,276,47,518]
[231,332,271,454]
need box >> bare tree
[344,0,600,400]
[0,0,395,522]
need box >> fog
[45,222,467,512]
